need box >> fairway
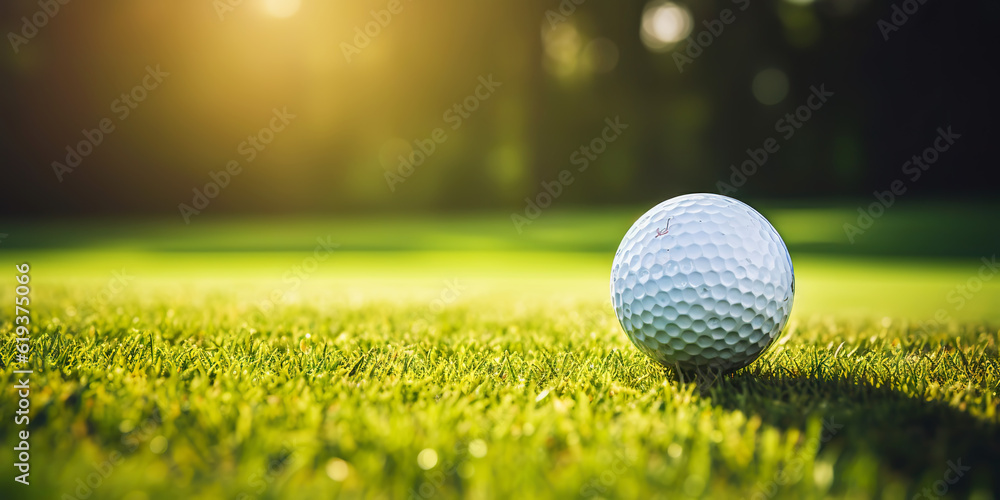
[2,208,999,499]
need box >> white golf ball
[610,193,794,373]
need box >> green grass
[1,205,999,499]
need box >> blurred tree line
[0,0,997,216]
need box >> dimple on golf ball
[610,193,794,372]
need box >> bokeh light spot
[417,448,438,470]
[752,68,790,105]
[542,23,583,77]
[641,1,693,52]
[583,38,620,74]
[149,436,168,454]
[468,439,488,458]
[779,3,822,48]
[325,458,350,481]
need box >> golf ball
[610,193,794,372]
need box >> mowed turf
[1,205,999,499]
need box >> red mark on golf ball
[655,218,672,238]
